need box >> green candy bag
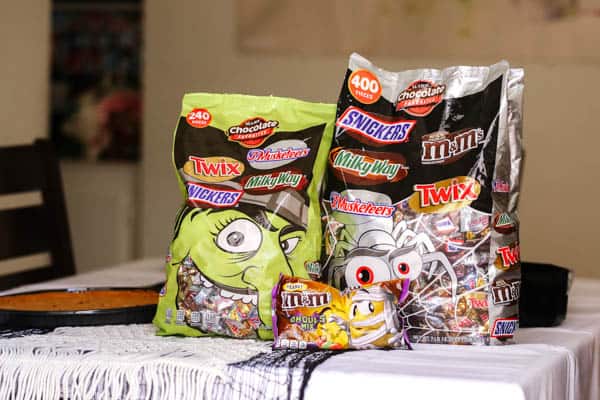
[153,94,335,340]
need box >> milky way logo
[329,148,408,186]
[396,80,446,117]
[241,169,307,194]
[227,117,279,148]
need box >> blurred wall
[0,1,50,145]
[60,162,138,273]
[0,2,138,274]
[143,0,600,277]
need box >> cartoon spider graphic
[327,219,458,300]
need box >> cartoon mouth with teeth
[169,201,308,338]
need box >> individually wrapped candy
[272,275,411,350]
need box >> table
[1,259,599,400]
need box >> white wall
[61,162,138,273]
[143,0,600,277]
[0,1,50,145]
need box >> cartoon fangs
[169,204,308,333]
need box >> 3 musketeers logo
[329,191,395,218]
[396,80,446,117]
[227,117,279,148]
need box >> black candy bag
[321,54,524,345]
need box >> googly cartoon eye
[356,266,374,285]
[216,219,262,253]
[350,301,375,320]
[358,301,374,315]
[280,237,300,254]
[390,250,423,280]
[345,256,391,287]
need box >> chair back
[0,139,75,290]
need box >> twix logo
[414,178,479,208]
[422,128,484,165]
[281,291,331,310]
[188,156,243,177]
[495,243,520,270]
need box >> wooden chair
[0,139,75,290]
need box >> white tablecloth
[2,259,599,400]
[307,277,600,400]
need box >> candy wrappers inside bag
[153,94,335,340]
[273,275,411,350]
[322,54,524,345]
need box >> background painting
[51,0,142,161]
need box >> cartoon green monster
[166,203,310,339]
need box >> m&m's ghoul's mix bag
[322,54,524,345]
[272,275,411,350]
[153,94,335,340]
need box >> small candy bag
[272,275,411,350]
[153,94,335,340]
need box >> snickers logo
[186,182,243,208]
[491,317,518,338]
[336,107,415,145]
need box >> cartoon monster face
[170,205,308,332]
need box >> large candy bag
[322,54,524,345]
[272,275,411,350]
[153,94,335,339]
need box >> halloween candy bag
[153,94,335,339]
[322,54,524,345]
[272,275,411,350]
